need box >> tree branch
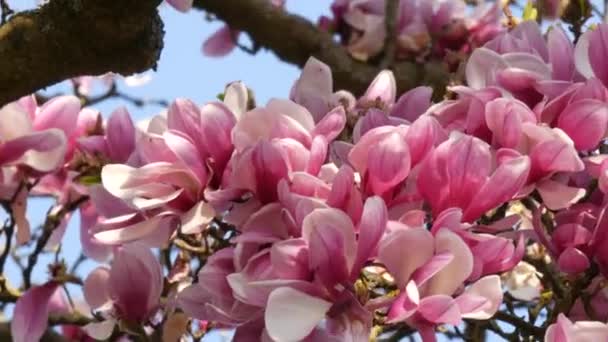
[193,0,449,97]
[0,0,164,106]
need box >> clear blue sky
[0,1,606,341]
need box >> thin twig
[81,82,168,108]
[493,311,546,339]
[22,196,89,289]
[0,0,14,24]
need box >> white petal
[265,287,332,342]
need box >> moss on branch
[0,0,164,106]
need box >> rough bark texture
[0,0,164,106]
[193,0,450,97]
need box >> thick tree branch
[194,0,449,97]
[0,0,164,106]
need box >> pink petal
[464,154,530,222]
[180,201,215,234]
[291,57,334,122]
[390,86,433,122]
[302,208,356,288]
[94,214,178,245]
[548,25,575,81]
[0,129,67,172]
[83,266,111,310]
[418,295,461,325]
[458,275,502,319]
[411,252,454,286]
[166,0,193,12]
[574,29,594,79]
[589,24,608,87]
[426,229,474,296]
[359,70,396,107]
[557,99,608,151]
[536,179,586,211]
[366,130,411,195]
[387,280,420,323]
[270,239,310,280]
[34,95,80,137]
[352,196,388,277]
[312,106,346,141]
[558,247,590,274]
[202,26,238,57]
[109,243,163,322]
[378,226,434,286]
[12,282,60,342]
[106,107,136,162]
[465,47,508,89]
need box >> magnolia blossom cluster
[6,17,608,342]
[320,0,503,61]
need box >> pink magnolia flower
[467,22,576,106]
[83,243,163,340]
[0,96,81,244]
[180,197,387,340]
[290,57,357,122]
[545,314,608,342]
[378,222,503,339]
[94,97,239,245]
[225,98,345,205]
[417,133,530,222]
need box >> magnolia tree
[2,0,608,341]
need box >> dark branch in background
[193,0,450,97]
[0,0,164,106]
[381,0,399,69]
[82,82,169,108]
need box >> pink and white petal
[418,295,461,326]
[265,287,332,342]
[11,282,60,342]
[465,48,508,89]
[34,95,80,136]
[574,29,594,79]
[83,266,112,310]
[359,70,396,107]
[378,227,434,286]
[0,129,67,172]
[352,196,388,276]
[588,24,608,86]
[464,155,530,222]
[411,252,454,287]
[426,229,474,296]
[458,275,503,320]
[390,86,433,122]
[94,215,178,245]
[536,179,586,211]
[387,280,420,323]
[312,106,346,142]
[180,201,215,234]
